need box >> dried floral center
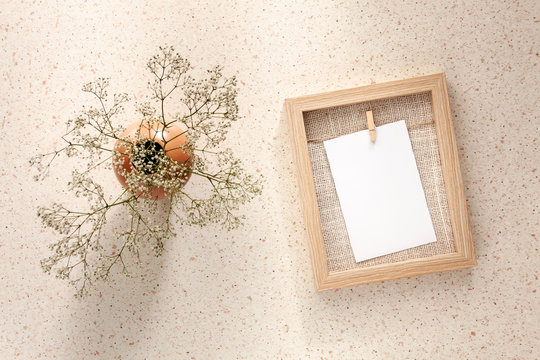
[132,140,165,174]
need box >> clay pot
[113,120,192,200]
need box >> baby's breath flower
[31,46,263,297]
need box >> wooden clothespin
[366,110,376,142]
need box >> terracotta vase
[113,120,192,200]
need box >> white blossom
[30,46,263,297]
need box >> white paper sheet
[324,120,437,262]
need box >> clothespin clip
[366,110,376,142]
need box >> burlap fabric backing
[303,92,455,272]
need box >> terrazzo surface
[0,1,538,359]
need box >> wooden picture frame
[285,73,476,291]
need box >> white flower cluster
[31,46,263,297]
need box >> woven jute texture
[303,92,455,272]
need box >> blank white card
[324,120,437,262]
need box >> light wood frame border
[285,73,476,291]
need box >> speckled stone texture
[0,1,538,359]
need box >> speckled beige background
[1,1,538,359]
